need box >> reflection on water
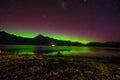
[0,45,120,57]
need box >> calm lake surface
[0,45,120,57]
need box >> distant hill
[86,42,120,48]
[0,31,83,46]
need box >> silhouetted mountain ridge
[0,31,120,47]
[0,31,83,46]
[86,42,120,48]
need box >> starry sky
[0,0,120,43]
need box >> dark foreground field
[0,54,120,80]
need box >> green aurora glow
[6,30,95,44]
[47,47,94,56]
[6,46,95,55]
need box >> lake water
[0,45,120,57]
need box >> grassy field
[0,54,120,80]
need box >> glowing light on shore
[51,44,55,47]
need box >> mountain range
[0,31,83,46]
[0,31,120,48]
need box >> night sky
[0,0,120,43]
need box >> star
[60,0,67,10]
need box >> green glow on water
[47,47,94,56]
[1,45,118,57]
[1,45,95,56]
[16,51,34,55]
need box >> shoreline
[0,54,120,80]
